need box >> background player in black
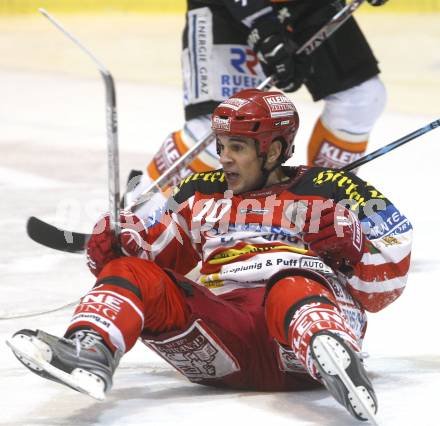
[134,0,389,217]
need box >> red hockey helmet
[212,88,299,162]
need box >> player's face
[217,135,264,194]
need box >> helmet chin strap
[250,154,282,191]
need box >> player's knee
[322,76,387,136]
[264,271,336,344]
[96,257,190,333]
[98,257,165,293]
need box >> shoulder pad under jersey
[289,167,391,218]
[172,170,227,204]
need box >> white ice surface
[1,70,440,426]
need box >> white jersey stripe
[348,275,408,294]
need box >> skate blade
[6,335,106,401]
[313,334,379,425]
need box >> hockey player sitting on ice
[7,88,411,423]
[128,0,389,217]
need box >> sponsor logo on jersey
[76,293,124,321]
[202,281,225,289]
[220,74,263,98]
[71,313,112,330]
[312,170,386,211]
[263,94,295,118]
[299,257,333,273]
[349,209,363,252]
[220,223,296,236]
[222,260,263,275]
[208,244,307,265]
[261,233,300,243]
[230,47,258,75]
[177,171,226,188]
[272,257,298,267]
[188,8,212,100]
[216,46,264,98]
[382,236,401,246]
[212,232,300,245]
[363,204,412,238]
[239,208,269,214]
[200,272,225,288]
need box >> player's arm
[303,170,412,312]
[143,196,201,274]
[85,190,201,278]
[349,196,412,313]
[222,0,309,92]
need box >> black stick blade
[26,216,89,253]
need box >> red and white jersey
[138,166,412,313]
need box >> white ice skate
[310,330,379,425]
[6,329,120,401]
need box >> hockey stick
[130,0,367,207]
[340,119,440,171]
[258,0,367,90]
[26,117,440,253]
[26,0,367,253]
[38,9,121,244]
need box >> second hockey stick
[27,0,367,253]
[130,0,367,210]
[26,117,440,253]
[38,8,121,245]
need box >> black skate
[6,329,120,400]
[310,331,378,424]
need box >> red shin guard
[265,275,359,380]
[67,257,191,354]
[288,301,360,380]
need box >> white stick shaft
[39,9,121,240]
[129,0,366,211]
[39,9,108,74]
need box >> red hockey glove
[118,211,150,257]
[86,215,117,277]
[86,211,149,277]
[302,202,365,274]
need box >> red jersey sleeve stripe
[355,253,411,283]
